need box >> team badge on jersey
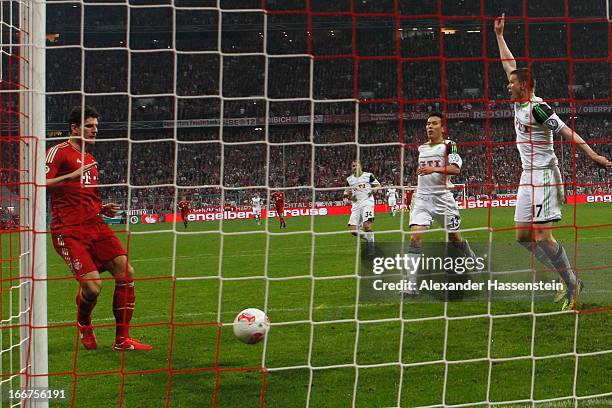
[72,259,83,272]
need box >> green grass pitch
[2,203,611,407]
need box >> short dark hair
[68,106,99,132]
[427,112,444,122]
[510,68,536,91]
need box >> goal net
[3,0,611,406]
[1,0,48,406]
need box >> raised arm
[494,13,517,80]
[558,127,612,168]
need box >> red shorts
[276,203,284,217]
[52,221,127,277]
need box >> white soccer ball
[233,308,270,344]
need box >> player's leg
[407,196,432,254]
[76,271,102,350]
[105,255,152,350]
[532,224,580,310]
[348,208,366,238]
[52,233,101,349]
[438,196,476,260]
[514,177,558,272]
[515,170,577,308]
[180,211,187,228]
[402,196,435,298]
[362,206,375,244]
[538,169,580,307]
[93,223,152,350]
[276,205,285,228]
[402,225,428,298]
[361,205,376,256]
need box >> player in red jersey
[178,196,190,229]
[271,191,286,229]
[46,106,152,351]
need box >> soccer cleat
[77,323,98,350]
[561,298,575,311]
[113,337,153,351]
[561,279,583,311]
[553,278,567,303]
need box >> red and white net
[1,0,611,406]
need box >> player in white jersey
[344,161,381,254]
[386,188,398,216]
[251,194,263,225]
[402,112,476,297]
[495,14,611,310]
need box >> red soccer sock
[113,281,135,339]
[76,290,97,326]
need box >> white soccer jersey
[514,95,566,170]
[416,140,462,195]
[346,172,379,207]
[251,197,262,210]
[386,188,398,202]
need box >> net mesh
[1,0,25,403]
[1,0,611,407]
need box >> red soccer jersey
[46,142,101,230]
[271,191,284,208]
[178,201,190,213]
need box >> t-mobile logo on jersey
[420,160,441,167]
[82,171,94,184]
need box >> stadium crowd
[3,1,610,215]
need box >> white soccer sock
[519,241,555,270]
[540,242,577,295]
[365,231,375,243]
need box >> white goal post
[17,0,49,406]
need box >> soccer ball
[233,308,270,344]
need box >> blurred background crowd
[1,0,610,216]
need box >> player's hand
[590,154,612,168]
[417,165,435,176]
[65,162,97,181]
[100,203,121,217]
[494,13,505,36]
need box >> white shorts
[253,208,261,217]
[388,199,397,207]
[514,167,564,223]
[348,204,375,226]
[409,193,461,231]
